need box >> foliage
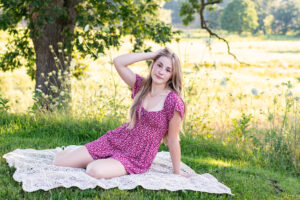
[220,0,258,34]
[163,0,183,25]
[0,0,179,76]
[290,0,300,35]
[178,0,202,26]
[0,29,35,79]
[164,0,300,35]
[0,93,9,112]
[271,0,300,35]
[248,81,300,172]
[272,1,298,35]
[204,4,223,30]
[164,0,226,29]
[31,43,72,112]
[0,0,180,110]
[231,113,253,147]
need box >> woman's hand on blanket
[175,171,194,178]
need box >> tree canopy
[0,0,179,110]
[220,0,258,34]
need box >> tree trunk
[29,0,78,111]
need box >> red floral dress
[85,73,185,174]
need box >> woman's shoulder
[168,90,183,102]
[165,90,184,110]
[165,90,185,120]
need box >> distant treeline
[163,0,300,35]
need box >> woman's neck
[150,83,170,96]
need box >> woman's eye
[158,64,162,68]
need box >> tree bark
[29,0,78,110]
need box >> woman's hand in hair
[152,48,164,59]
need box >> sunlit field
[0,29,300,199]
[2,32,300,129]
[1,30,300,162]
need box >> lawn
[0,112,299,199]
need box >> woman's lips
[156,75,163,79]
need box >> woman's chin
[153,80,166,85]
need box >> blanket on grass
[3,145,233,195]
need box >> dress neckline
[141,91,173,113]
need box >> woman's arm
[113,51,158,88]
[168,138,181,174]
[167,111,193,178]
[167,110,183,174]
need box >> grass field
[0,112,299,199]
[0,29,300,199]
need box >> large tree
[220,0,258,34]
[0,0,178,110]
[291,0,300,35]
[271,0,299,35]
[251,0,278,34]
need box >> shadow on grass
[0,112,122,142]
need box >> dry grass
[0,31,299,136]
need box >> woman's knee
[86,162,106,179]
[85,158,128,179]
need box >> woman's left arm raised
[167,111,193,178]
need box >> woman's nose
[158,68,164,74]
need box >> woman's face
[151,56,173,86]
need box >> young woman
[53,47,192,179]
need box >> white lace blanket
[3,145,233,195]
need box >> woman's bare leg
[86,158,129,179]
[55,148,73,157]
[53,146,94,168]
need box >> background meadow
[0,29,300,199]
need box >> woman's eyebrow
[158,61,171,69]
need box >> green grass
[1,112,299,199]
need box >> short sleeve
[131,73,145,99]
[166,92,185,122]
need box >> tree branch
[204,0,221,6]
[200,0,249,65]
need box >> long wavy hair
[126,47,186,145]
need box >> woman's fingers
[152,49,163,58]
[183,174,193,178]
[177,172,194,178]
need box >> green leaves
[179,0,224,26]
[221,0,258,33]
[74,0,177,57]
[0,93,9,112]
[0,29,35,79]
[179,1,196,26]
[1,0,177,70]
[231,113,253,147]
[0,0,178,108]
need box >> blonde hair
[126,47,186,145]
